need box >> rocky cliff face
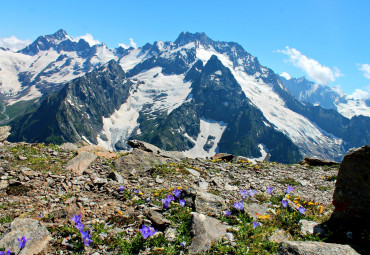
[8,60,132,144]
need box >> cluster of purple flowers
[240,189,258,199]
[267,187,274,194]
[162,195,175,209]
[0,235,29,254]
[71,214,93,247]
[162,189,185,209]
[233,201,244,211]
[253,221,260,229]
[0,249,11,255]
[139,225,157,239]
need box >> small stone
[155,176,164,184]
[299,219,325,235]
[18,155,28,160]
[186,168,200,177]
[59,143,78,152]
[164,228,177,242]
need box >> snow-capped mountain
[0,29,116,104]
[5,30,370,163]
[279,75,370,118]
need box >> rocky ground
[0,140,366,254]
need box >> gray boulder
[65,151,97,175]
[188,212,229,254]
[278,241,360,255]
[0,218,51,255]
[329,145,370,231]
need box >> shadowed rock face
[331,145,370,221]
[328,145,370,245]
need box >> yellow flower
[258,215,263,219]
[286,195,290,199]
[139,192,143,196]
[314,202,318,205]
[295,197,300,200]
[264,215,270,219]
[308,202,314,206]
[276,210,280,214]
[118,211,123,215]
[154,193,158,196]
[169,188,174,191]
[177,186,182,190]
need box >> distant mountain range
[1,30,369,163]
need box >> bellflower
[71,214,82,225]
[162,198,171,209]
[139,225,157,239]
[118,186,125,192]
[223,210,232,217]
[299,206,307,214]
[179,199,185,207]
[233,201,244,211]
[253,221,260,229]
[18,236,30,249]
[286,185,294,194]
[240,189,248,199]
[81,230,93,246]
[172,189,181,198]
[267,187,273,194]
[180,241,186,248]
[0,250,11,255]
[281,199,288,208]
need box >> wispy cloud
[280,72,291,80]
[350,85,370,100]
[73,33,100,46]
[118,38,137,49]
[277,46,342,85]
[358,64,370,79]
[0,36,31,51]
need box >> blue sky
[1,0,370,97]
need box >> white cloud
[350,85,370,100]
[277,46,342,85]
[118,38,137,49]
[73,33,100,46]
[0,36,31,51]
[280,72,291,80]
[358,64,370,79]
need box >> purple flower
[281,199,288,208]
[71,214,81,225]
[286,185,294,194]
[172,189,182,198]
[179,199,186,207]
[167,194,175,201]
[145,197,151,203]
[139,225,157,239]
[133,189,140,193]
[0,250,11,255]
[180,241,186,248]
[249,189,258,197]
[76,222,84,232]
[81,230,93,246]
[162,198,171,209]
[233,201,244,211]
[18,236,29,249]
[253,221,260,229]
[223,210,232,217]
[267,187,273,194]
[240,189,248,199]
[118,186,125,192]
[299,206,307,214]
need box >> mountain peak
[174,31,213,46]
[51,29,68,40]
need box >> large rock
[65,151,97,175]
[114,149,168,175]
[278,241,360,255]
[188,213,229,254]
[0,218,51,255]
[128,140,185,160]
[329,145,370,231]
[183,188,226,216]
[299,157,340,166]
[0,126,11,142]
